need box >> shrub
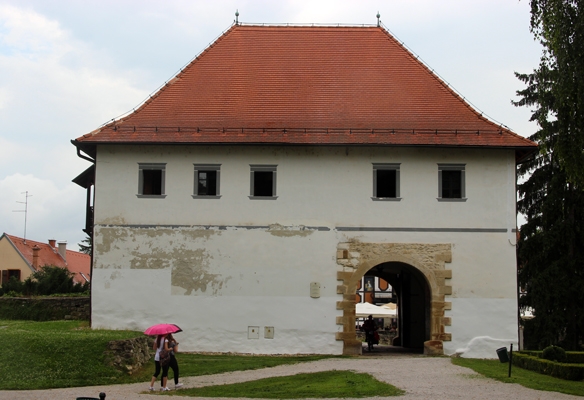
[0,265,89,297]
[565,352,584,364]
[3,290,23,298]
[0,277,25,296]
[514,352,584,381]
[542,345,567,363]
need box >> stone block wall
[0,296,90,321]
[335,241,452,355]
[104,336,154,374]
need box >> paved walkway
[0,354,581,399]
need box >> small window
[193,164,221,198]
[438,164,466,201]
[249,165,277,199]
[138,163,166,198]
[372,163,401,201]
[2,269,21,283]
[8,269,20,281]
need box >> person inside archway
[362,314,378,351]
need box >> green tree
[514,0,584,350]
[78,235,92,255]
[27,266,89,296]
[1,266,89,297]
[527,0,584,186]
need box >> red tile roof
[74,25,536,153]
[3,234,90,284]
[65,250,91,284]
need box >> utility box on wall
[248,326,260,339]
[310,282,321,298]
[264,326,274,339]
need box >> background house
[0,233,91,285]
[73,24,536,357]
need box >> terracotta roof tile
[75,25,536,151]
[65,250,91,284]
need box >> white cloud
[0,173,87,251]
[0,4,148,175]
[0,136,23,166]
[0,3,147,250]
[0,3,67,54]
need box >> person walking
[149,334,171,391]
[362,314,378,352]
[164,333,183,389]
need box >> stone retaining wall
[0,296,90,321]
[104,336,154,374]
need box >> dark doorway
[363,262,430,351]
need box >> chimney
[32,245,40,268]
[48,239,56,248]
[57,241,67,261]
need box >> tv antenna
[13,191,32,243]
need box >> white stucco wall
[91,145,519,357]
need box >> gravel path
[0,355,581,400]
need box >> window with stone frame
[193,164,221,198]
[138,163,166,197]
[438,164,466,201]
[372,163,401,200]
[249,165,277,199]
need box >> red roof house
[0,233,90,285]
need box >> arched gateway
[335,242,453,355]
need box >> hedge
[513,352,584,381]
[518,351,584,364]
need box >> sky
[0,0,543,252]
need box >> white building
[73,24,536,357]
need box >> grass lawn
[166,370,404,398]
[3,319,582,398]
[452,357,584,397]
[0,320,334,390]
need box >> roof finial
[376,12,381,27]
[235,9,239,25]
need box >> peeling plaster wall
[91,145,518,355]
[92,225,344,354]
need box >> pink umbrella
[144,323,182,336]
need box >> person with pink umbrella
[148,334,171,391]
[164,333,183,389]
[145,324,182,391]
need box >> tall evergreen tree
[514,0,584,350]
[78,235,92,256]
[527,0,584,186]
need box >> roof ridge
[6,233,49,249]
[235,22,380,28]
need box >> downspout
[516,161,521,350]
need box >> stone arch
[335,242,452,355]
